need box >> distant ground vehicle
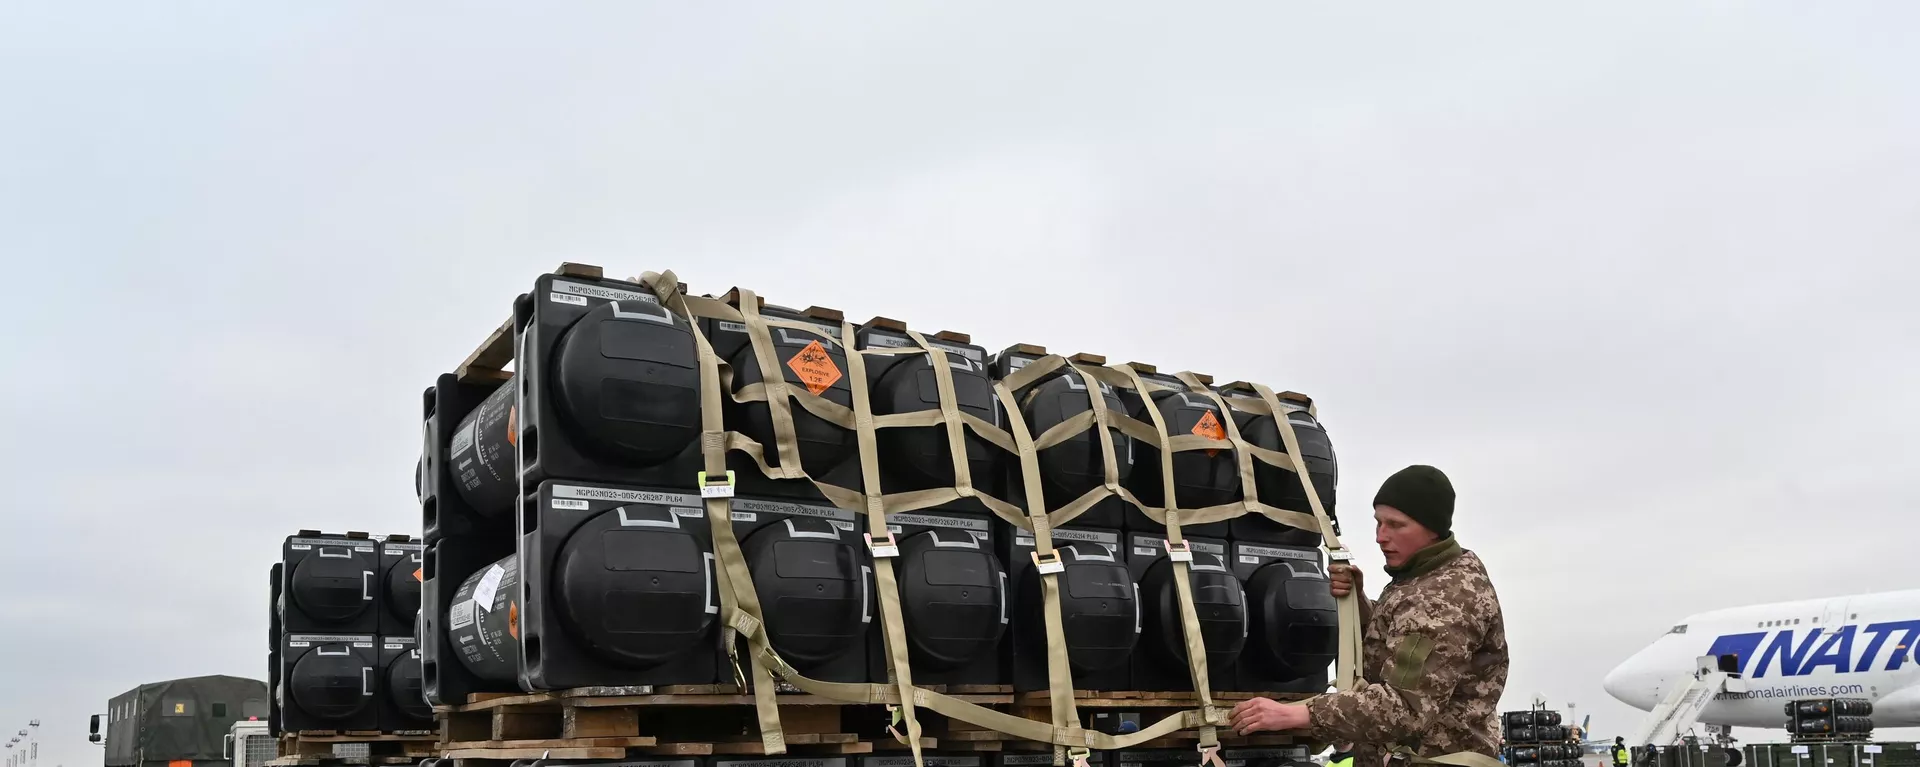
[88,675,269,767]
[222,721,274,767]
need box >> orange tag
[786,340,843,396]
[507,601,520,640]
[1192,410,1226,457]
[506,405,517,446]
[413,568,424,583]
[171,760,192,767]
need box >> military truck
[221,721,274,767]
[89,675,269,767]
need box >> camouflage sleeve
[1306,591,1483,747]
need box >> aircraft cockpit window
[1670,624,1688,634]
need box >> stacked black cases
[864,510,1006,687]
[1217,386,1338,546]
[1117,366,1231,538]
[860,756,987,767]
[1087,709,1141,735]
[420,533,514,706]
[379,636,433,734]
[1126,534,1244,692]
[511,273,706,495]
[444,553,521,691]
[1522,745,1583,764]
[421,373,514,544]
[1116,749,1206,767]
[278,533,380,732]
[713,755,846,767]
[730,496,873,686]
[1003,524,1137,692]
[1786,699,1874,737]
[1232,543,1335,694]
[424,272,711,701]
[998,753,1108,767]
[854,321,1002,509]
[704,299,857,501]
[989,345,1130,530]
[517,481,720,689]
[419,374,519,705]
[1502,711,1583,767]
[279,632,379,733]
[268,563,283,736]
[380,537,424,637]
[1220,747,1311,767]
[1501,711,1569,746]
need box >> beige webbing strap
[1252,383,1362,692]
[735,290,805,478]
[648,273,789,754]
[1127,368,1221,751]
[991,380,1079,766]
[843,321,925,765]
[906,330,975,500]
[1396,750,1506,767]
[637,272,1237,762]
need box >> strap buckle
[885,704,907,744]
[1327,548,1354,562]
[1068,748,1092,767]
[697,470,736,499]
[728,656,748,692]
[866,532,900,558]
[1163,539,1194,562]
[1030,550,1065,574]
[1197,745,1225,767]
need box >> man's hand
[1330,562,1362,599]
[1227,697,1311,735]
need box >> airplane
[1604,588,1920,729]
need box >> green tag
[1388,633,1434,689]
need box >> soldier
[1228,465,1509,766]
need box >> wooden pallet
[271,731,441,765]
[438,685,975,759]
[454,262,602,385]
[455,262,696,386]
[436,686,1309,762]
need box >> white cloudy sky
[3,4,1917,766]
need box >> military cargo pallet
[1746,742,1920,767]
[434,688,1311,760]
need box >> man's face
[1374,504,1439,568]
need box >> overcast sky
[4,4,1918,766]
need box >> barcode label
[450,601,475,629]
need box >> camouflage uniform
[1307,537,1508,766]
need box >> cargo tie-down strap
[638,270,1362,767]
[1391,747,1507,767]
